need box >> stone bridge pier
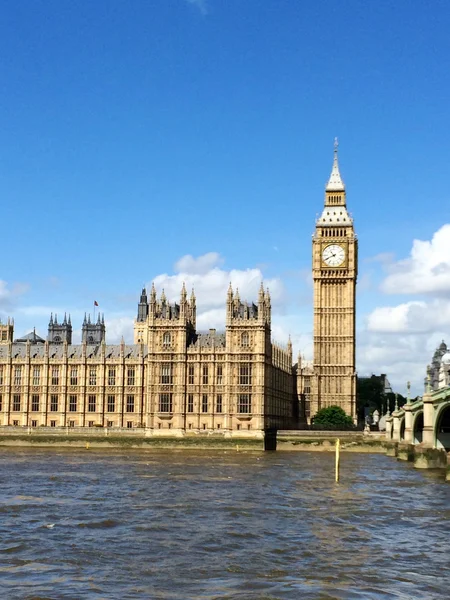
[385,384,450,475]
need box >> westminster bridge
[385,383,450,472]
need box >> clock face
[322,244,345,267]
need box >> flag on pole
[94,301,99,306]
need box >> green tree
[312,406,354,429]
[356,376,407,422]
[356,376,384,422]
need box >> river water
[0,449,449,600]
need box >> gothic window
[50,395,58,412]
[238,394,251,414]
[187,394,194,413]
[0,395,2,411]
[241,332,249,347]
[127,368,135,386]
[0,366,3,385]
[54,336,61,343]
[13,394,21,412]
[108,368,116,386]
[31,395,40,412]
[216,365,223,385]
[160,364,173,384]
[69,396,77,412]
[88,395,96,412]
[202,394,208,413]
[159,393,173,413]
[89,368,97,386]
[1,331,6,340]
[32,366,40,386]
[202,365,208,385]
[126,395,135,413]
[304,377,311,395]
[70,367,78,386]
[107,395,115,412]
[188,365,195,384]
[51,367,59,385]
[14,366,22,385]
[216,394,222,413]
[163,332,171,347]
[88,335,94,344]
[239,364,252,385]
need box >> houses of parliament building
[0,144,357,434]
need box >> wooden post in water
[335,438,340,482]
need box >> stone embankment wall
[0,427,386,452]
[276,431,386,452]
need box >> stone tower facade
[82,313,106,345]
[310,140,357,421]
[47,313,72,344]
[0,318,14,345]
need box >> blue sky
[1,0,450,395]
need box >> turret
[82,312,106,345]
[226,283,234,324]
[149,283,156,318]
[265,288,271,325]
[317,138,352,227]
[180,282,187,317]
[234,287,240,309]
[137,286,148,322]
[48,311,72,344]
[0,317,14,344]
[190,288,196,328]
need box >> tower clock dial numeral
[322,244,345,267]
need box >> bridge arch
[413,411,424,444]
[434,401,450,451]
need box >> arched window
[241,332,249,347]
[163,332,171,347]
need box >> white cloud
[152,252,285,320]
[361,224,450,394]
[0,280,29,315]
[367,299,450,334]
[105,316,135,344]
[381,224,450,296]
[174,252,223,275]
[367,301,425,333]
[357,330,448,396]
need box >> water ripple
[0,449,449,599]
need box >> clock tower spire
[308,140,358,422]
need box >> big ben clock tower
[311,140,357,421]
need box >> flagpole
[94,301,96,324]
